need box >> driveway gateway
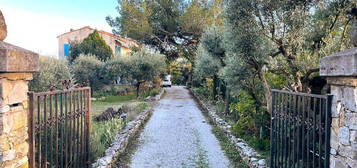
[130,86,231,168]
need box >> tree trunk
[136,82,141,98]
[224,87,230,115]
[213,74,218,100]
[187,70,193,88]
[258,69,272,114]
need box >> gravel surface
[130,86,231,168]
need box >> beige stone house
[57,26,138,59]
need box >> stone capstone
[0,10,6,41]
[320,48,357,77]
[0,42,39,72]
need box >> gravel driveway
[130,86,231,168]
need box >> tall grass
[90,118,124,160]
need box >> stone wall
[0,73,33,168]
[320,48,357,168]
[0,12,39,167]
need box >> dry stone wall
[0,10,38,168]
[320,48,357,168]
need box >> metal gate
[28,87,91,168]
[270,89,332,168]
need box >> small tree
[69,30,113,63]
[101,57,128,84]
[123,49,166,97]
[30,57,72,92]
[72,54,104,90]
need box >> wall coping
[0,41,39,73]
[320,48,357,77]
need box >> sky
[0,0,118,58]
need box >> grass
[113,114,149,168]
[91,93,137,116]
[89,91,153,161]
[182,130,209,168]
[90,118,124,160]
[211,126,249,168]
[192,89,270,158]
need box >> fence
[28,87,91,168]
[270,89,332,168]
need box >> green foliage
[248,136,270,152]
[91,100,149,160]
[92,85,134,98]
[69,30,113,63]
[212,126,249,168]
[30,57,72,92]
[215,90,267,152]
[230,91,259,137]
[107,0,224,62]
[265,72,288,90]
[224,0,354,90]
[125,49,166,84]
[91,118,123,158]
[72,54,105,90]
[194,26,226,79]
[168,58,191,85]
[100,57,128,84]
[193,45,221,81]
[120,48,166,97]
[228,90,271,152]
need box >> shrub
[229,90,271,153]
[93,85,134,98]
[72,54,104,90]
[30,57,72,92]
[230,91,259,137]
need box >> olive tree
[101,58,128,85]
[30,57,72,92]
[72,54,104,90]
[123,49,166,97]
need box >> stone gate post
[320,48,357,168]
[0,11,39,168]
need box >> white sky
[1,6,112,58]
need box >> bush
[93,85,134,98]
[30,57,72,92]
[72,54,104,90]
[229,90,271,153]
[230,91,260,137]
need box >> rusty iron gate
[270,89,332,168]
[28,87,91,168]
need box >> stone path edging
[92,89,165,168]
[190,90,268,168]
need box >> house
[57,26,139,59]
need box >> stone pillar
[0,12,39,167]
[320,48,357,168]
